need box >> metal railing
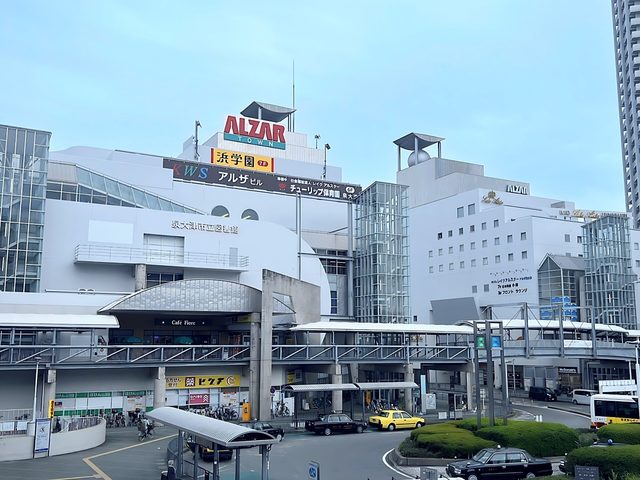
[270,345,471,362]
[0,409,32,436]
[74,244,249,269]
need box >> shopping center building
[1,101,640,421]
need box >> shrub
[398,437,430,458]
[457,417,493,432]
[410,422,462,440]
[566,445,640,478]
[597,424,640,444]
[475,421,578,456]
[404,421,496,458]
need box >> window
[460,261,465,269]
[439,265,443,272]
[483,257,488,265]
[428,250,433,258]
[457,206,464,218]
[470,225,475,233]
[438,248,443,256]
[481,222,487,230]
[438,232,443,240]
[482,239,487,248]
[241,208,259,220]
[635,242,639,250]
[495,255,501,264]
[471,259,477,267]
[484,284,490,292]
[494,219,499,228]
[577,236,583,244]
[459,227,464,235]
[448,246,454,254]
[636,260,640,268]
[507,234,513,243]
[449,262,454,271]
[448,230,453,237]
[459,244,464,252]
[565,234,571,242]
[472,285,478,293]
[470,242,476,250]
[521,232,527,241]
[330,291,338,314]
[508,253,514,262]
[211,205,230,217]
[146,272,184,288]
[494,237,500,246]
[429,266,434,273]
[468,203,476,215]
[521,251,528,259]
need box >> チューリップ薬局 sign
[223,115,286,150]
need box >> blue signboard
[491,335,502,348]
[539,306,554,320]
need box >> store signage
[490,270,533,296]
[34,418,51,454]
[482,190,503,205]
[189,393,210,405]
[223,115,286,150]
[166,375,240,389]
[558,367,578,375]
[506,184,528,195]
[155,319,212,327]
[171,220,238,234]
[559,209,627,220]
[212,148,274,173]
[164,158,361,201]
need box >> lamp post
[314,134,320,149]
[323,143,331,179]
[32,356,42,420]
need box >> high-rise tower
[612,1,640,227]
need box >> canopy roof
[284,382,418,392]
[460,319,628,334]
[240,101,295,123]
[147,407,277,448]
[393,132,444,151]
[0,313,119,329]
[290,321,472,335]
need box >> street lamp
[323,143,331,179]
[314,134,321,149]
[32,356,42,420]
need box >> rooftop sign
[223,115,286,150]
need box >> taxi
[368,409,425,431]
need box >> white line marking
[382,448,414,479]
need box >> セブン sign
[223,115,286,150]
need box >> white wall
[49,418,106,456]
[0,435,34,461]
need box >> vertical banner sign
[34,418,51,454]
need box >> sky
[1,1,624,211]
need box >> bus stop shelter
[147,407,279,480]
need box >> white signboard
[34,418,51,454]
[424,393,437,410]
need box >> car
[239,420,285,441]
[187,441,233,462]
[446,447,552,480]
[304,413,368,435]
[558,441,626,473]
[368,409,425,431]
[570,389,597,405]
[528,386,557,402]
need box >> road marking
[382,448,414,479]
[49,476,101,480]
[82,434,176,480]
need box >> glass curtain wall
[354,182,410,323]
[0,125,51,292]
[537,255,584,321]
[582,214,637,328]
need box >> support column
[404,364,414,414]
[134,264,147,291]
[249,313,261,419]
[330,364,343,413]
[259,273,274,421]
[154,367,166,409]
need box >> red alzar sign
[224,115,286,144]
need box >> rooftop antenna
[194,120,202,161]
[323,143,331,179]
[292,59,295,132]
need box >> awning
[0,313,119,329]
[283,383,359,392]
[290,321,473,335]
[147,407,277,448]
[283,382,418,392]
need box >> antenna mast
[292,60,295,132]
[194,120,201,161]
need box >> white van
[570,389,597,405]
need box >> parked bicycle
[311,397,332,410]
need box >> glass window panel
[146,195,160,210]
[132,189,148,207]
[90,173,106,192]
[104,178,120,197]
[119,184,135,203]
[77,168,92,187]
[158,198,172,211]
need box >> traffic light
[48,399,55,418]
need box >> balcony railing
[74,244,249,270]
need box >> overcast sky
[1,1,623,211]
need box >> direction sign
[308,461,320,480]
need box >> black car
[558,441,626,473]
[528,386,557,402]
[239,421,285,441]
[304,413,368,436]
[187,441,233,462]
[446,447,552,480]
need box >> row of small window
[320,258,347,275]
[471,284,491,293]
[456,204,476,218]
[438,219,500,239]
[429,233,528,256]
[428,251,529,272]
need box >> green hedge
[566,445,640,478]
[474,421,578,457]
[597,424,640,444]
[402,422,496,458]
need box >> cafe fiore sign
[223,115,286,150]
[164,158,361,201]
[166,375,240,389]
[211,148,274,173]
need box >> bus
[590,394,640,428]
